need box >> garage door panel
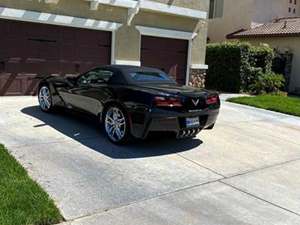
[3,74,22,96]
[141,36,188,85]
[39,43,60,60]
[61,44,77,61]
[76,29,110,45]
[4,40,25,59]
[142,36,187,52]
[0,73,37,96]
[0,19,111,96]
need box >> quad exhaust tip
[177,128,202,139]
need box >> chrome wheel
[38,86,52,111]
[105,107,126,142]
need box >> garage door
[141,36,188,85]
[0,19,111,96]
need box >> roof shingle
[227,17,300,39]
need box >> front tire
[104,105,131,144]
[38,85,54,112]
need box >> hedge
[205,42,274,93]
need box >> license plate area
[185,117,200,128]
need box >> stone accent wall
[189,69,206,88]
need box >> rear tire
[104,105,131,144]
[38,85,54,113]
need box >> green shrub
[249,72,285,95]
[205,42,274,93]
[205,42,243,92]
[249,44,274,73]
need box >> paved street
[1,95,300,225]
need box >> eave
[85,0,207,20]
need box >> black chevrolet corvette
[38,65,220,144]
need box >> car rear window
[129,71,175,83]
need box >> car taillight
[206,95,219,105]
[154,96,182,107]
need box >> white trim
[90,1,100,10]
[186,40,193,85]
[136,25,196,40]
[86,0,136,9]
[111,30,116,65]
[136,25,199,85]
[140,1,207,19]
[0,7,122,31]
[191,64,209,70]
[114,60,141,66]
[85,0,207,19]
[127,0,142,26]
[44,0,59,4]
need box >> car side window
[77,69,113,86]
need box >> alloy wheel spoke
[105,107,126,142]
[39,87,51,110]
[106,116,115,125]
[115,128,122,139]
[117,118,125,123]
[118,122,125,126]
[44,98,50,108]
[108,125,115,134]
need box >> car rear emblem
[192,99,199,106]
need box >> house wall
[0,0,208,66]
[208,0,254,42]
[0,0,127,22]
[242,37,300,93]
[252,0,297,24]
[208,0,300,42]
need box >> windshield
[129,71,176,84]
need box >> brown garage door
[141,36,188,85]
[0,19,111,96]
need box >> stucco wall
[253,0,297,24]
[115,26,141,62]
[208,0,300,43]
[208,0,254,42]
[191,21,208,65]
[242,37,300,93]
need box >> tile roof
[227,17,300,39]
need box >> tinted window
[78,69,113,85]
[129,71,175,83]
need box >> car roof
[104,65,161,72]
[92,65,174,85]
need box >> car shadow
[21,106,203,159]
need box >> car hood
[137,84,216,97]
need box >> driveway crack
[222,157,300,180]
[220,181,300,217]
[176,153,226,178]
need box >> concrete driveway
[1,95,300,225]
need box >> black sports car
[38,65,220,144]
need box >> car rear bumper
[129,108,220,139]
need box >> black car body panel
[39,65,220,139]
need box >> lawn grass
[227,94,300,117]
[0,144,63,225]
